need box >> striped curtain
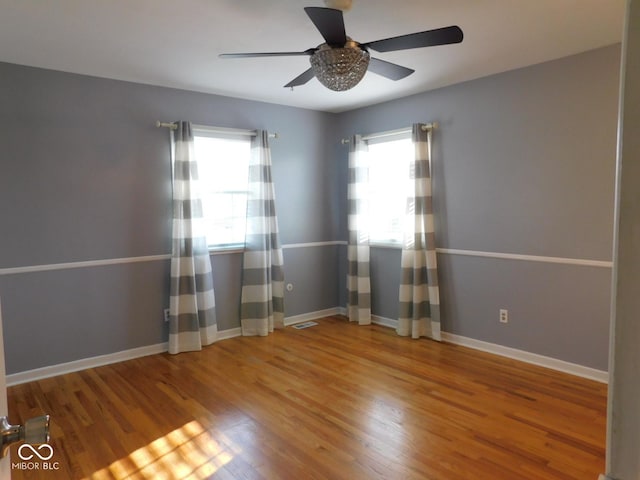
[397,124,441,340]
[240,131,285,336]
[169,121,218,354]
[347,135,372,325]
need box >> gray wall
[0,63,340,374]
[333,45,620,371]
[0,43,622,375]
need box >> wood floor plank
[7,316,607,479]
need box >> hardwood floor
[7,316,607,479]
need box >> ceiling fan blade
[363,25,463,52]
[304,7,347,46]
[368,58,414,81]
[284,68,315,88]
[219,50,314,59]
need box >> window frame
[191,125,254,252]
[362,131,413,248]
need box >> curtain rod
[156,121,279,139]
[340,122,438,145]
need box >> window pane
[366,137,413,245]
[193,134,251,247]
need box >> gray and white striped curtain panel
[169,121,218,354]
[240,131,285,336]
[397,124,441,340]
[347,135,372,325]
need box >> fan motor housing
[310,41,370,91]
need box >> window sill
[369,242,403,249]
[207,245,245,255]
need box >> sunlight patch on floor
[85,420,236,479]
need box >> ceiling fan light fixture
[220,7,463,92]
[310,43,370,91]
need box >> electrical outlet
[164,308,170,322]
[499,309,509,324]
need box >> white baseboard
[7,310,608,386]
[440,332,608,383]
[7,312,343,386]
[6,312,344,386]
[6,343,168,386]
[284,307,345,326]
[372,315,398,329]
[7,326,243,387]
[218,327,242,340]
[367,314,608,384]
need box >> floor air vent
[292,321,319,330]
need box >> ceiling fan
[219,6,463,92]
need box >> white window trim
[192,126,252,251]
[363,132,413,248]
[208,245,245,255]
[369,240,403,249]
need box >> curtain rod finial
[157,121,177,130]
[421,122,440,131]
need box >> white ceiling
[0,0,625,113]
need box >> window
[365,134,413,246]
[192,129,251,249]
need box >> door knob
[0,415,50,457]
